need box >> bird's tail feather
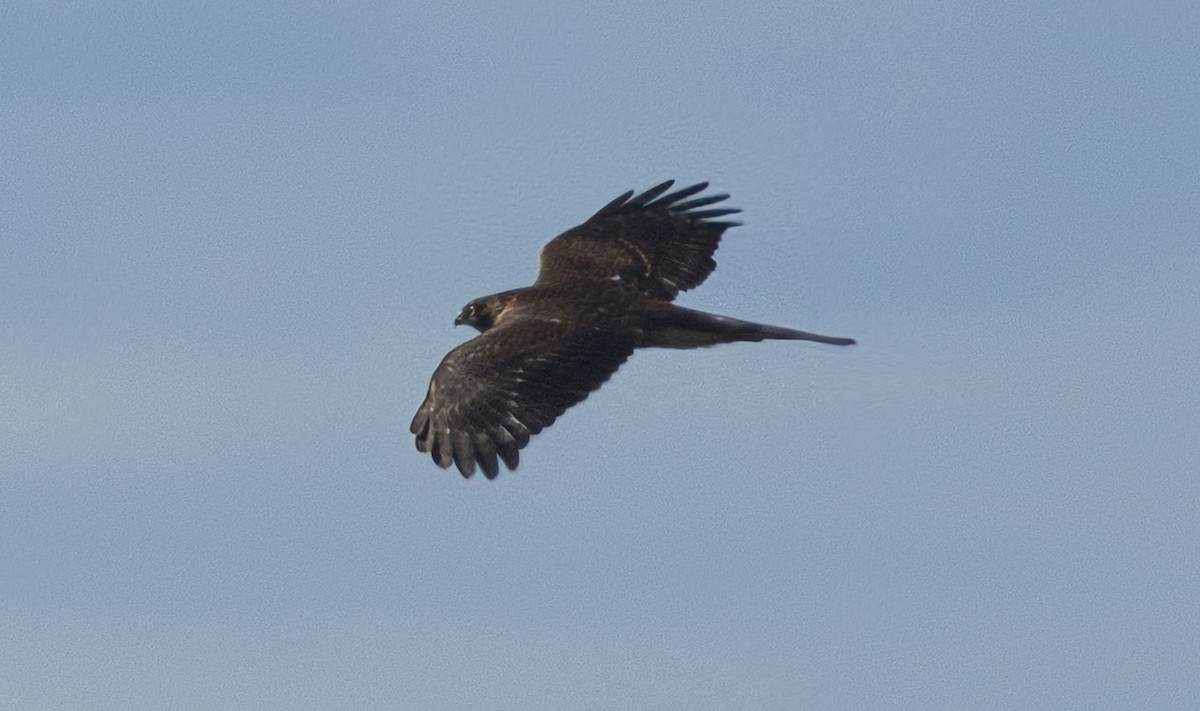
[645,306,856,348]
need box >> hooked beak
[453,315,465,327]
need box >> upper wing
[536,181,741,301]
[410,318,639,479]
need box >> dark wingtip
[653,182,709,208]
[589,188,637,220]
[498,443,520,471]
[591,180,741,222]
[805,334,856,346]
[764,325,857,346]
[455,457,476,479]
[669,193,727,212]
[688,208,741,220]
[629,180,676,207]
[410,408,428,436]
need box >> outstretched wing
[410,318,639,479]
[536,181,740,301]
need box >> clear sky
[3,1,1198,709]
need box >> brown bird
[411,181,855,478]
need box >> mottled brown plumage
[411,181,855,478]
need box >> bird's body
[411,181,855,478]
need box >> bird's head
[454,294,506,332]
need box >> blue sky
[3,1,1198,709]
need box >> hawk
[411,180,855,478]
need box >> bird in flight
[411,180,855,478]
